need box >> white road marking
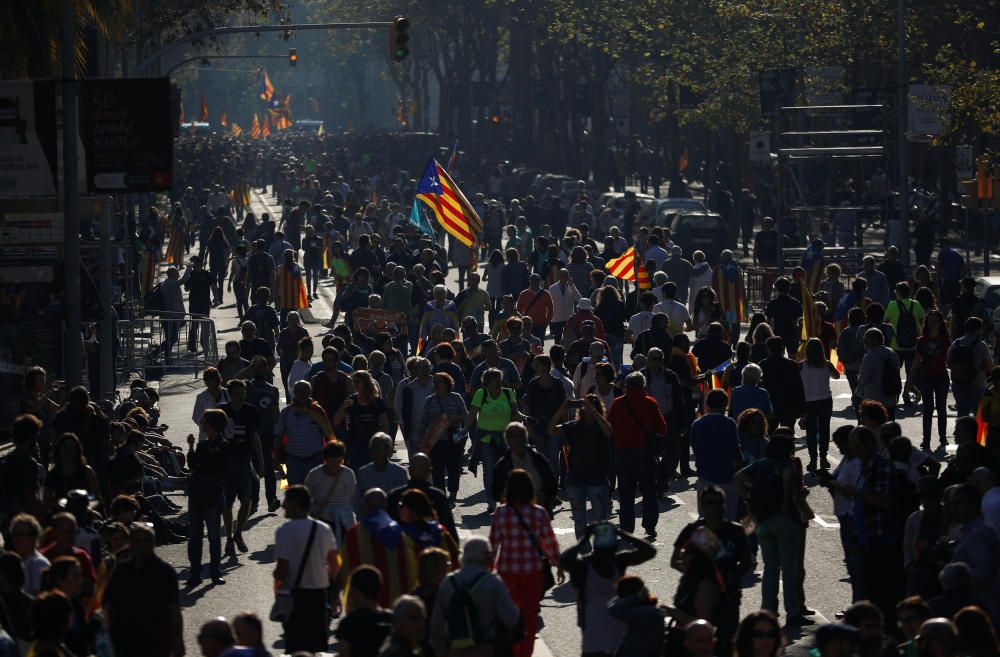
[812,515,841,529]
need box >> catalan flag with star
[415,158,483,247]
[605,246,651,289]
[259,70,275,102]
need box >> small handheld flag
[409,201,436,239]
[200,95,208,121]
[447,140,459,173]
[219,111,228,127]
[605,247,651,288]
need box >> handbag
[510,504,556,597]
[623,398,665,452]
[269,520,319,622]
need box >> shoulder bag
[510,505,556,597]
[624,398,665,452]
[269,520,319,622]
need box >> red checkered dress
[489,503,560,574]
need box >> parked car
[637,196,707,227]
[597,192,656,213]
[670,211,727,263]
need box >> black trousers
[861,543,904,631]
[284,587,328,653]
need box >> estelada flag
[259,70,275,102]
[712,260,746,323]
[802,239,824,292]
[250,114,261,139]
[415,158,483,247]
[230,122,243,136]
[199,95,208,121]
[798,274,822,357]
[276,263,309,310]
[261,114,271,138]
[605,247,651,288]
[219,111,228,127]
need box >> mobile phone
[592,521,617,549]
[567,399,584,409]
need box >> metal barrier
[117,312,218,378]
[743,267,857,312]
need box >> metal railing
[117,312,218,378]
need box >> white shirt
[548,281,582,323]
[22,550,50,596]
[193,388,230,441]
[653,299,691,335]
[287,359,314,402]
[275,517,338,590]
[832,457,862,517]
[627,311,655,343]
[983,488,1000,533]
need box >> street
[142,191,954,657]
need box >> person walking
[304,439,357,545]
[489,469,564,657]
[735,433,807,626]
[857,328,901,419]
[466,369,522,511]
[333,371,391,471]
[275,381,334,484]
[548,395,614,538]
[907,310,951,450]
[428,537,521,657]
[548,268,583,344]
[690,389,744,521]
[948,317,994,417]
[273,485,340,654]
[607,372,668,539]
[800,337,839,471]
[218,379,264,557]
[277,312,310,401]
[185,409,229,586]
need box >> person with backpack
[884,281,925,405]
[907,310,952,451]
[428,537,521,657]
[245,239,276,297]
[857,328,902,419]
[467,369,523,512]
[948,316,995,417]
[734,433,808,626]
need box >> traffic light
[389,16,410,62]
[288,48,298,67]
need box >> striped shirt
[275,405,327,457]
[419,392,468,436]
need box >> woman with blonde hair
[334,370,390,469]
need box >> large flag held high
[605,247,651,289]
[262,114,271,138]
[415,159,483,247]
[259,71,275,101]
[250,114,262,139]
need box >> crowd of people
[3,131,1000,657]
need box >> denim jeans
[566,482,610,539]
[533,432,563,486]
[479,438,504,504]
[285,452,323,486]
[431,439,462,495]
[952,382,985,417]
[187,494,224,578]
[606,334,625,365]
[917,377,950,446]
[803,397,833,460]
[756,514,803,619]
[615,448,658,534]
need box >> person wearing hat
[564,296,606,352]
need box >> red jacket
[607,389,667,450]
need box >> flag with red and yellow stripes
[415,158,483,247]
[219,111,228,127]
[276,263,309,310]
[605,247,651,289]
[200,95,208,121]
[262,114,271,138]
[250,114,261,139]
[231,122,243,137]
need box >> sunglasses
[751,631,780,639]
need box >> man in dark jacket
[386,453,457,539]
[641,347,691,487]
[492,422,558,514]
[760,336,806,432]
